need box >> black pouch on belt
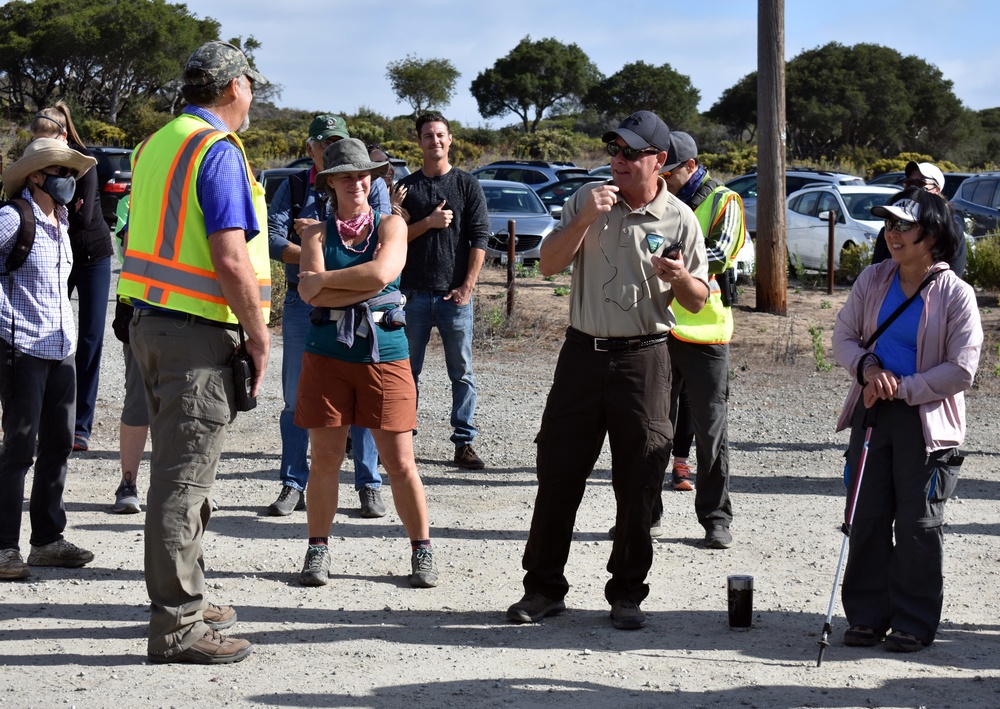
[230,327,257,412]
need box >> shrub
[965,234,1000,291]
[79,120,127,146]
[838,241,873,283]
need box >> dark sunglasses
[606,143,659,161]
[883,218,918,233]
[42,166,73,178]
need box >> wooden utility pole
[756,0,787,315]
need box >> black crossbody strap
[862,270,941,350]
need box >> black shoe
[610,599,646,630]
[704,525,733,549]
[506,593,566,623]
[884,630,926,653]
[268,485,304,516]
[454,444,485,470]
[844,625,884,647]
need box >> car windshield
[841,192,894,221]
[537,180,593,207]
[483,185,547,215]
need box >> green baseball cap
[184,40,268,87]
[308,114,349,142]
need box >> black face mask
[41,173,76,206]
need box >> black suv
[950,172,1000,237]
[88,146,132,229]
[471,160,590,191]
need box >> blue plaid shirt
[0,189,76,359]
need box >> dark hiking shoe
[0,549,30,580]
[610,600,646,630]
[268,485,305,516]
[299,544,330,586]
[506,593,566,623]
[203,603,237,631]
[409,547,438,588]
[454,444,485,470]
[148,629,252,665]
[704,525,733,549]
[844,625,884,647]
[359,488,386,518]
[885,630,926,653]
[27,539,94,567]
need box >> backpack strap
[287,170,309,231]
[1,198,35,274]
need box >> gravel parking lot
[2,266,999,709]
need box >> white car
[785,185,900,270]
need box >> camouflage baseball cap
[308,114,349,142]
[184,40,268,87]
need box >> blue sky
[190,0,999,127]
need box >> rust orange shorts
[294,353,417,432]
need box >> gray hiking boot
[359,488,386,518]
[0,548,31,580]
[268,485,304,516]
[409,546,438,588]
[27,539,94,568]
[299,544,330,586]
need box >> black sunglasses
[606,143,660,161]
[883,218,919,233]
[42,166,73,178]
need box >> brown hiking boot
[454,444,485,470]
[148,629,252,665]
[203,603,236,631]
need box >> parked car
[868,170,972,200]
[535,176,604,218]
[87,146,132,229]
[479,180,556,265]
[785,185,899,270]
[258,167,301,206]
[950,172,1000,237]
[472,160,590,191]
[726,168,866,239]
[589,164,612,178]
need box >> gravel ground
[2,268,999,709]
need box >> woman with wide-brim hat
[0,137,98,580]
[293,137,438,590]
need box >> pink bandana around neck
[336,209,374,252]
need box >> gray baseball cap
[662,131,698,173]
[184,40,268,87]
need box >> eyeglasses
[606,143,660,161]
[42,166,73,178]
[883,218,919,233]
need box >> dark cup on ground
[728,575,753,630]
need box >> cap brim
[246,67,268,85]
[602,128,657,151]
[870,204,914,221]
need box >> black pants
[521,333,673,606]
[0,338,76,549]
[842,398,961,646]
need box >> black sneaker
[506,593,566,623]
[704,525,733,549]
[359,488,386,518]
[454,444,485,470]
[610,599,646,630]
[113,481,141,514]
[268,485,305,516]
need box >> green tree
[0,0,220,123]
[584,61,699,128]
[386,55,460,117]
[470,36,602,133]
[706,72,757,142]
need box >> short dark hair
[890,186,959,264]
[415,112,449,136]
[181,76,240,107]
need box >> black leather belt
[287,282,298,292]
[139,309,240,332]
[566,326,669,352]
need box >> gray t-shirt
[399,167,489,292]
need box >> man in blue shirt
[266,114,390,518]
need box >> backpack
[0,198,36,275]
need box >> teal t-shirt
[304,213,408,363]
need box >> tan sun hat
[2,138,97,195]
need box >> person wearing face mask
[30,103,114,455]
[0,138,98,581]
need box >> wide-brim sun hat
[2,137,97,195]
[315,138,390,182]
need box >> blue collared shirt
[0,189,76,359]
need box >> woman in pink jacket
[832,186,982,653]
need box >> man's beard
[238,114,250,132]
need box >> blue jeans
[67,255,111,440]
[279,289,380,492]
[402,290,477,446]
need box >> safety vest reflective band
[672,185,746,344]
[118,113,270,323]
